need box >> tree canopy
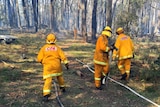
[0,0,160,41]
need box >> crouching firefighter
[37,33,69,102]
[93,26,113,90]
[112,27,134,81]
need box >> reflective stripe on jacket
[113,33,134,60]
[37,44,68,79]
[94,34,110,65]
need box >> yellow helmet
[104,26,112,33]
[46,33,56,44]
[101,31,112,37]
[116,27,124,35]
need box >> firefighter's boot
[42,94,50,102]
[121,73,127,80]
[96,86,102,90]
[60,87,66,93]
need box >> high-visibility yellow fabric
[118,59,131,74]
[113,33,134,80]
[43,75,65,96]
[118,59,131,80]
[94,63,109,87]
[37,44,68,79]
[43,77,52,96]
[37,43,68,96]
[94,34,110,65]
[93,34,110,88]
[113,33,134,60]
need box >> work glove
[109,46,114,51]
[65,63,69,70]
[110,45,118,51]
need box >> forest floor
[0,32,160,107]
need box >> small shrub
[140,62,160,82]
[154,55,160,65]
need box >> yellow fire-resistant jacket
[113,33,134,60]
[94,34,110,65]
[37,44,68,79]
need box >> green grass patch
[0,68,21,82]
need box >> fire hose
[76,58,160,107]
[53,80,64,107]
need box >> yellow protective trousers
[118,58,131,80]
[94,63,109,88]
[43,75,65,96]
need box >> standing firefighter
[37,33,69,102]
[93,26,112,90]
[112,27,134,81]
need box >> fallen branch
[2,61,15,69]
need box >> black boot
[121,73,127,80]
[42,94,50,102]
[96,86,102,90]
[60,87,66,92]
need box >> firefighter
[37,33,69,102]
[112,27,134,81]
[93,26,112,90]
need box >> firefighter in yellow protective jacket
[37,33,69,102]
[112,27,134,81]
[93,26,112,90]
